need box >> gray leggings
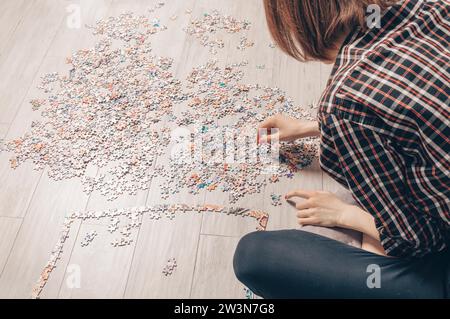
[233,230,449,299]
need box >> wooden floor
[0,0,349,299]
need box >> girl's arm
[285,190,387,256]
[341,206,387,256]
[258,115,320,143]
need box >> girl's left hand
[285,190,351,227]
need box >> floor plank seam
[0,169,44,280]
[55,166,101,297]
[187,195,206,298]
[122,160,158,298]
[0,216,23,220]
[4,4,66,135]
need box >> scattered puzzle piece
[80,231,98,247]
[162,258,178,276]
[31,204,269,299]
[270,193,282,207]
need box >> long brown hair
[264,0,393,62]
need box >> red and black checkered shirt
[318,0,450,257]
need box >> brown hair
[264,0,393,62]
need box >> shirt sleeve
[320,113,448,257]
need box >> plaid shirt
[318,0,450,257]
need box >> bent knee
[233,231,265,282]
[233,230,333,280]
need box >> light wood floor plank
[46,0,114,58]
[0,124,8,138]
[0,58,71,217]
[124,211,203,298]
[0,57,71,218]
[125,129,206,299]
[0,0,35,62]
[0,0,66,123]
[0,173,89,298]
[190,235,243,299]
[58,222,137,299]
[0,217,22,276]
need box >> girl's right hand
[258,114,320,144]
